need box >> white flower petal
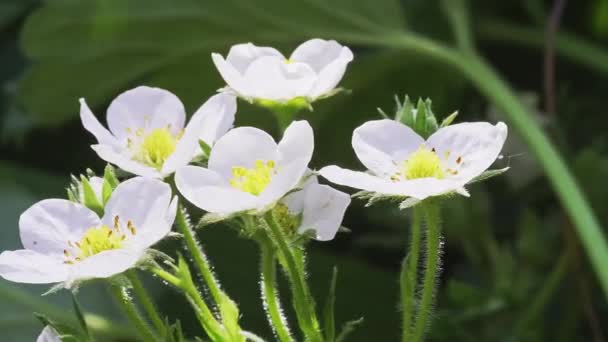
[68,249,142,282]
[37,326,60,342]
[161,107,210,176]
[91,144,162,178]
[195,93,237,145]
[175,166,257,214]
[281,172,318,214]
[319,165,394,193]
[390,178,465,200]
[299,183,350,241]
[243,56,316,100]
[0,250,67,284]
[101,177,172,237]
[79,98,120,147]
[224,43,284,73]
[290,39,348,72]
[309,46,353,98]
[212,53,252,97]
[208,127,279,178]
[258,157,310,208]
[277,120,314,166]
[426,122,508,183]
[352,119,424,176]
[128,195,178,250]
[19,199,101,255]
[107,86,186,141]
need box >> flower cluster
[0,38,508,342]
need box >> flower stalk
[174,205,245,342]
[149,265,227,341]
[263,211,323,342]
[110,283,159,342]
[259,234,294,342]
[412,201,442,342]
[401,206,423,341]
[126,270,166,337]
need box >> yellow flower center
[401,146,445,180]
[230,160,276,195]
[284,58,294,64]
[76,225,124,258]
[134,128,179,170]
[63,216,137,263]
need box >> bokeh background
[1,0,608,341]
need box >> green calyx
[379,95,459,138]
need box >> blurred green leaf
[17,0,405,127]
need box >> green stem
[259,235,294,342]
[149,267,227,341]
[401,206,423,342]
[175,206,244,341]
[126,270,166,336]
[110,284,158,342]
[346,31,608,298]
[175,206,224,309]
[413,202,442,342]
[477,19,608,76]
[263,212,323,342]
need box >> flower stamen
[229,159,276,195]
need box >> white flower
[37,326,60,342]
[175,121,314,215]
[80,86,237,178]
[279,175,350,241]
[319,119,508,201]
[0,177,177,287]
[212,39,353,102]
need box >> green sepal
[102,164,119,204]
[469,167,509,184]
[322,267,338,342]
[394,95,414,127]
[198,139,212,158]
[440,111,459,127]
[80,175,103,216]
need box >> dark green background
[0,0,607,341]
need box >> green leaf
[335,317,364,342]
[322,267,338,342]
[18,0,405,128]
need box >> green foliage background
[1,0,607,341]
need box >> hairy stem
[413,202,442,342]
[259,235,294,342]
[110,284,158,342]
[149,267,227,341]
[126,270,166,337]
[175,207,224,306]
[263,212,323,342]
[401,206,423,341]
